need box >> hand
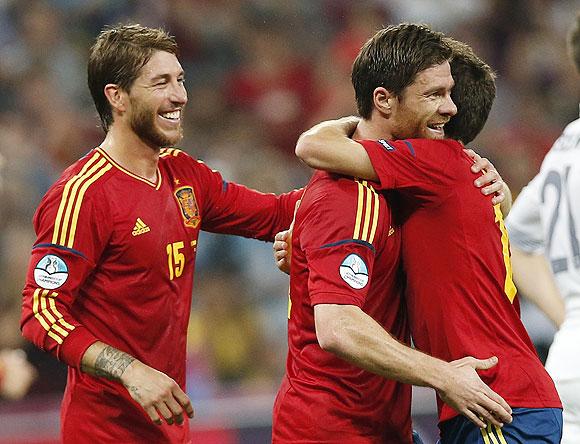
[0,349,37,400]
[120,360,194,426]
[274,230,292,274]
[437,356,512,429]
[464,149,506,205]
[334,115,360,136]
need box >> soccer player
[272,24,513,444]
[293,30,563,443]
[20,24,301,443]
[506,12,580,444]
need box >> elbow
[315,317,349,355]
[295,134,322,169]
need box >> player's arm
[296,116,378,179]
[191,157,302,241]
[510,248,565,328]
[296,117,506,203]
[314,304,512,428]
[506,178,565,328]
[81,341,194,425]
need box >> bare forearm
[315,305,451,390]
[511,248,565,328]
[296,117,378,180]
[81,341,135,382]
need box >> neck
[99,126,160,182]
[353,117,393,141]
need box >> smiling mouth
[159,110,181,122]
[428,123,445,132]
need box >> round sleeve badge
[34,254,69,289]
[339,254,369,289]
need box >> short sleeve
[506,174,545,254]
[298,174,389,307]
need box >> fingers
[474,169,499,188]
[274,230,288,242]
[172,387,194,419]
[483,386,513,418]
[273,240,288,255]
[468,356,498,370]
[462,408,487,429]
[145,406,163,426]
[491,191,505,205]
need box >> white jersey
[507,117,580,382]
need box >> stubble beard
[130,100,183,149]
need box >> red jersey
[21,147,300,444]
[272,171,411,444]
[360,138,561,423]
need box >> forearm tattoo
[93,346,135,381]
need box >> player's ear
[373,87,394,117]
[104,84,127,113]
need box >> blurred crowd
[0,0,579,403]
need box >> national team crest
[174,186,200,228]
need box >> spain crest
[174,186,201,228]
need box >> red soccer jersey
[359,138,561,423]
[272,171,412,444]
[21,147,300,444]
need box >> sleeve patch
[34,254,69,289]
[378,139,396,151]
[339,253,369,289]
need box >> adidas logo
[132,218,151,236]
[388,227,395,236]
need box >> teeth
[161,111,180,120]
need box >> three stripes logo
[353,180,380,244]
[52,151,112,248]
[132,218,151,236]
[32,288,75,345]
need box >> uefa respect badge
[339,253,369,289]
[34,254,69,289]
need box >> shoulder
[159,147,217,174]
[44,149,115,204]
[302,171,383,216]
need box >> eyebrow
[149,71,185,82]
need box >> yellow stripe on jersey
[494,205,517,302]
[353,180,380,244]
[486,424,501,444]
[32,288,52,332]
[368,191,380,244]
[32,288,75,346]
[67,163,112,247]
[52,152,102,244]
[53,156,109,247]
[353,180,365,239]
[160,148,183,157]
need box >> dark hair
[569,12,580,74]
[443,38,496,144]
[352,23,452,119]
[87,24,178,132]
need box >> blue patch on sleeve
[403,140,416,157]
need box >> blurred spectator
[0,349,36,400]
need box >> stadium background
[0,0,578,442]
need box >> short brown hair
[444,38,496,144]
[88,24,178,132]
[569,12,580,73]
[352,23,452,119]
